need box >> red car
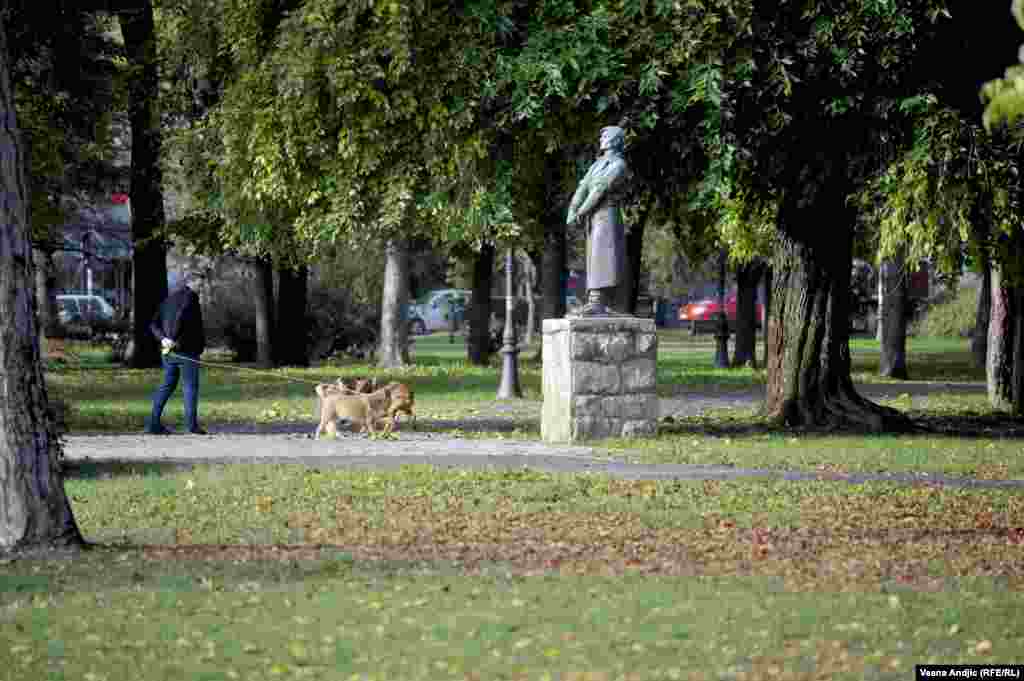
[678,293,765,334]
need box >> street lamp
[496,248,523,399]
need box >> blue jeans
[148,353,201,432]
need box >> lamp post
[496,248,523,399]
[713,248,731,368]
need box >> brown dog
[314,384,393,439]
[337,377,377,394]
[381,381,415,430]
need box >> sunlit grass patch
[48,332,986,434]
[59,464,1024,582]
[614,430,1024,479]
[1,561,1021,681]
[5,465,1024,679]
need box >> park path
[60,379,1024,490]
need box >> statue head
[599,126,625,152]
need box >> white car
[407,289,471,335]
[57,294,116,325]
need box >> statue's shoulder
[606,154,628,172]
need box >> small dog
[381,381,415,430]
[314,383,393,439]
[342,377,378,394]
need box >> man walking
[146,268,207,435]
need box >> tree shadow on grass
[658,410,1024,440]
[62,459,197,480]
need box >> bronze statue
[566,126,633,317]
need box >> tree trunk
[467,243,495,366]
[878,251,909,379]
[519,251,537,346]
[765,187,909,431]
[0,22,84,551]
[733,261,763,368]
[33,248,59,338]
[987,264,1024,415]
[762,264,772,368]
[540,211,567,322]
[972,252,992,370]
[274,264,309,366]
[377,239,411,368]
[252,258,275,368]
[120,2,168,369]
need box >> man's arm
[193,294,206,354]
[567,181,590,225]
[149,303,166,341]
[165,292,190,343]
[574,159,626,219]
[571,174,611,221]
[567,164,598,225]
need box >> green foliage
[857,106,1024,282]
[154,0,957,272]
[204,1,507,254]
[981,0,1024,132]
[8,8,126,242]
[917,286,979,339]
[716,190,776,265]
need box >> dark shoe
[187,427,209,435]
[145,425,172,435]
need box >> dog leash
[165,351,355,388]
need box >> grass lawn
[48,332,985,432]
[3,464,1023,680]
[10,332,1020,679]
[47,332,1019,480]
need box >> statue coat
[567,151,632,291]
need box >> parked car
[407,289,472,335]
[57,294,117,325]
[678,293,765,334]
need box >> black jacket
[150,286,205,357]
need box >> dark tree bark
[274,264,309,366]
[378,239,411,368]
[987,263,1024,415]
[120,2,168,369]
[33,248,59,337]
[972,250,992,370]
[762,264,773,369]
[536,208,567,362]
[764,148,909,431]
[540,203,568,323]
[467,242,495,366]
[733,260,764,368]
[252,257,275,368]
[0,19,84,551]
[878,251,909,379]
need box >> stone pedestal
[542,317,658,442]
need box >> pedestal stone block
[542,317,659,442]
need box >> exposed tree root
[766,381,917,433]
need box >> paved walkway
[62,380,1024,490]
